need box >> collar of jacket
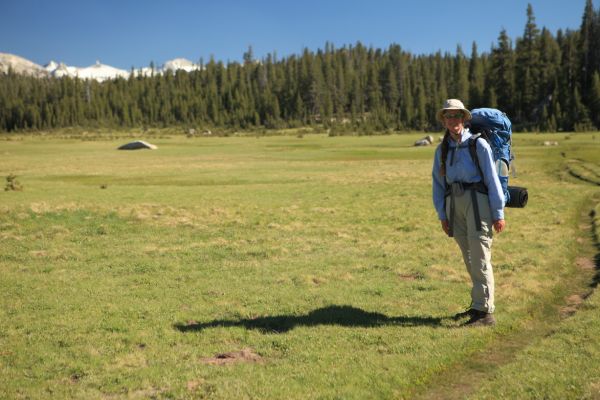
[449,128,473,147]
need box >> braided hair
[439,130,451,176]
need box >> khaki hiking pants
[446,190,495,313]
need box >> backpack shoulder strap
[468,134,485,181]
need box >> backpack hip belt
[445,181,488,237]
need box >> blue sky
[1,0,588,69]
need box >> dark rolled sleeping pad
[506,186,528,208]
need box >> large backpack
[467,108,527,208]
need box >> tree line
[2,1,600,133]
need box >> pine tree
[558,30,580,131]
[382,61,399,114]
[589,71,600,128]
[594,4,600,82]
[551,86,564,130]
[432,52,448,111]
[579,0,596,101]
[571,86,592,131]
[243,45,255,65]
[366,61,382,112]
[452,45,469,105]
[308,54,324,120]
[294,92,305,122]
[401,65,414,129]
[538,28,560,107]
[468,42,485,108]
[515,4,541,126]
[414,79,427,130]
[491,29,516,116]
[333,54,347,118]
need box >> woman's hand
[493,219,506,233]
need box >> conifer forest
[2,1,600,133]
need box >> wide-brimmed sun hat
[436,99,472,123]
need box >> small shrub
[5,174,23,191]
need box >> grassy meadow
[0,131,599,399]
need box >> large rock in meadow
[117,141,157,150]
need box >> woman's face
[443,111,465,136]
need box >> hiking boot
[464,310,496,327]
[452,308,477,320]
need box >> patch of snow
[75,60,130,82]
[163,58,201,72]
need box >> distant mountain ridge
[0,53,47,77]
[0,52,202,81]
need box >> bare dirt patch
[576,257,596,271]
[588,381,600,399]
[397,272,423,281]
[560,294,586,318]
[200,348,263,365]
[100,386,166,399]
[186,379,205,391]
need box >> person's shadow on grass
[174,305,444,334]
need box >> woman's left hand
[493,219,506,233]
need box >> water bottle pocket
[495,159,509,177]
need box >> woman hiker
[431,99,506,327]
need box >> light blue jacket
[432,129,505,221]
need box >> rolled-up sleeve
[476,141,505,221]
[432,146,447,220]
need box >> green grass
[0,132,599,399]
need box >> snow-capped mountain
[0,52,203,81]
[45,61,79,78]
[136,58,202,77]
[0,53,47,77]
[163,58,199,73]
[72,61,130,81]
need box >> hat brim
[436,108,472,123]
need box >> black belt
[445,181,488,236]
